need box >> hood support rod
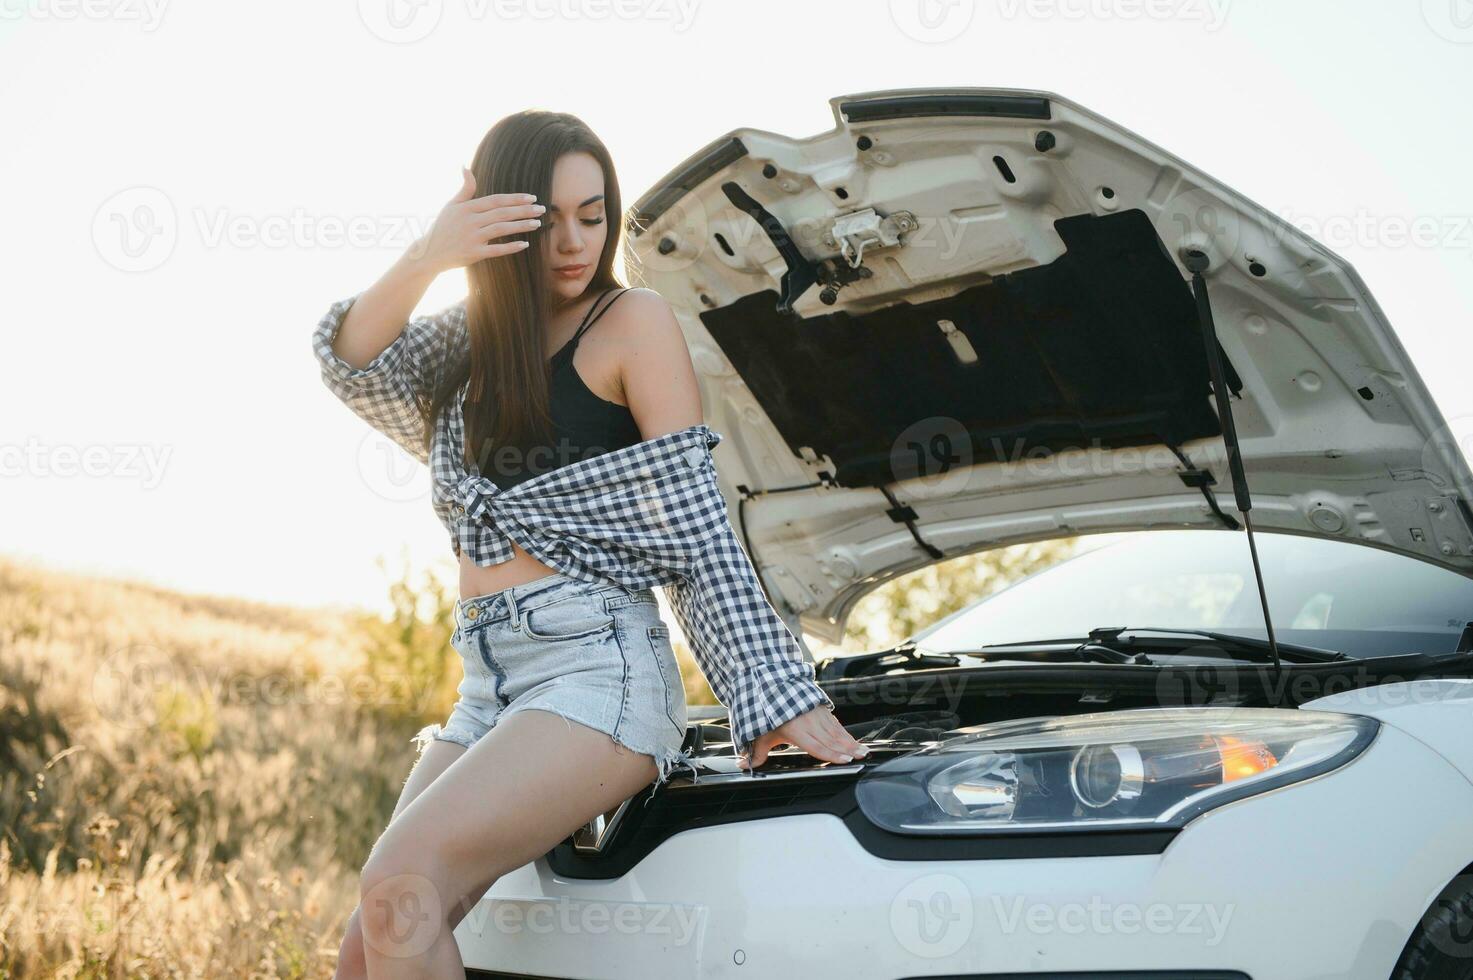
[1184,249,1283,675]
[721,181,818,315]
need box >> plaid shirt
[312,294,834,759]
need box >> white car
[456,88,1473,979]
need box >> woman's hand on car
[410,168,543,274]
[738,705,870,770]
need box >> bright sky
[3,0,1471,616]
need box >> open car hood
[621,87,1473,643]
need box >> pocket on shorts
[646,624,686,733]
[521,591,616,642]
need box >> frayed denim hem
[410,722,476,754]
[648,743,702,794]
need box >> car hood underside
[623,87,1473,640]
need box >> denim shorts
[411,568,698,788]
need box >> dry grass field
[0,552,734,978]
[1,556,404,977]
[0,540,1072,978]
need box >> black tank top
[485,287,644,489]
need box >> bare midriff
[457,541,561,600]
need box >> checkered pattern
[314,293,835,759]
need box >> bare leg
[357,708,659,979]
[334,737,467,980]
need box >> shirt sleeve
[664,518,836,762]
[311,293,465,464]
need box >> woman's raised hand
[411,167,544,274]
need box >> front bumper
[456,724,1473,980]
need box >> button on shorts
[412,568,698,788]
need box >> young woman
[315,110,868,979]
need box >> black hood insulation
[698,208,1241,488]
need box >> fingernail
[839,754,852,763]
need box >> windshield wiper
[837,627,1349,680]
[1086,626,1346,664]
[956,627,1346,666]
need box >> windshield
[911,530,1473,659]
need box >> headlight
[855,707,1378,835]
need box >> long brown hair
[423,110,625,470]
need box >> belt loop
[507,588,520,630]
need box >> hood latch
[825,208,916,269]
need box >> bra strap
[568,287,631,349]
